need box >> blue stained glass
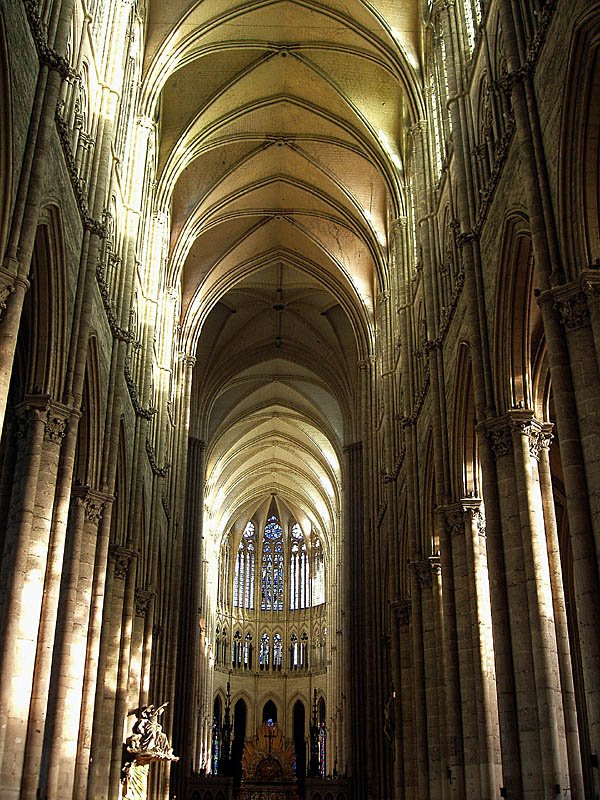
[265,517,282,540]
[261,515,284,610]
[234,521,256,609]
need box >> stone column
[134,589,154,709]
[0,396,69,798]
[445,501,501,799]
[343,441,366,798]
[39,488,108,800]
[537,428,585,799]
[392,599,415,799]
[485,411,570,796]
[173,434,206,792]
[86,543,134,800]
[108,546,138,800]
[73,495,114,800]
[550,275,600,556]
[413,557,444,798]
[409,560,432,800]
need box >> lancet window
[234,522,255,609]
[273,632,283,670]
[261,516,284,611]
[218,535,231,607]
[311,536,325,605]
[290,523,310,609]
[243,633,253,670]
[232,630,242,668]
[260,632,270,670]
[463,0,483,55]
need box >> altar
[236,722,302,800]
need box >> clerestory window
[234,522,255,609]
[261,515,284,611]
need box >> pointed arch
[451,341,479,499]
[559,6,600,271]
[420,431,437,555]
[73,336,101,487]
[23,209,68,397]
[493,213,541,414]
[0,12,12,257]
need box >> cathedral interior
[0,0,599,798]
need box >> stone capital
[14,395,72,445]
[391,598,412,626]
[72,486,109,525]
[483,417,513,458]
[581,268,600,303]
[549,279,591,330]
[109,544,136,579]
[482,410,544,460]
[411,556,440,589]
[0,281,15,323]
[135,588,154,618]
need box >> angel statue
[128,702,174,757]
[121,703,178,800]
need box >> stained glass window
[244,633,253,670]
[290,523,310,609]
[300,632,309,670]
[261,515,284,611]
[273,632,283,670]
[232,630,242,668]
[221,628,228,666]
[260,632,270,670]
[463,0,482,55]
[290,632,298,670]
[234,522,255,609]
[311,536,325,606]
[219,536,231,607]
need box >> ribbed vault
[144,0,422,558]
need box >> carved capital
[73,487,107,524]
[555,291,590,330]
[581,269,600,303]
[135,588,154,618]
[395,598,411,626]
[484,412,544,460]
[44,410,69,444]
[109,544,136,579]
[411,557,440,589]
[509,413,544,460]
[485,420,513,457]
[463,504,486,536]
[0,282,15,323]
[444,499,485,537]
[13,404,45,441]
[538,423,554,452]
[14,396,71,445]
[444,506,466,538]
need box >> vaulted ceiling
[142,0,424,542]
